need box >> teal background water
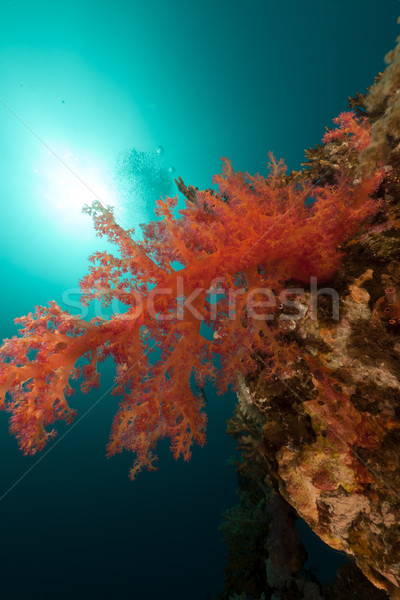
[0,1,399,598]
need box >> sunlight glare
[34,149,120,230]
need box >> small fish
[196,385,209,403]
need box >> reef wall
[229,31,400,600]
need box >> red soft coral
[322,110,371,151]
[0,112,384,478]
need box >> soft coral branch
[0,302,109,453]
[0,111,385,478]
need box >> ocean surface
[0,1,398,598]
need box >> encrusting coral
[225,37,400,599]
[360,17,400,173]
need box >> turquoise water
[0,1,399,598]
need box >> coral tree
[0,113,382,482]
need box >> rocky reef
[222,29,400,600]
